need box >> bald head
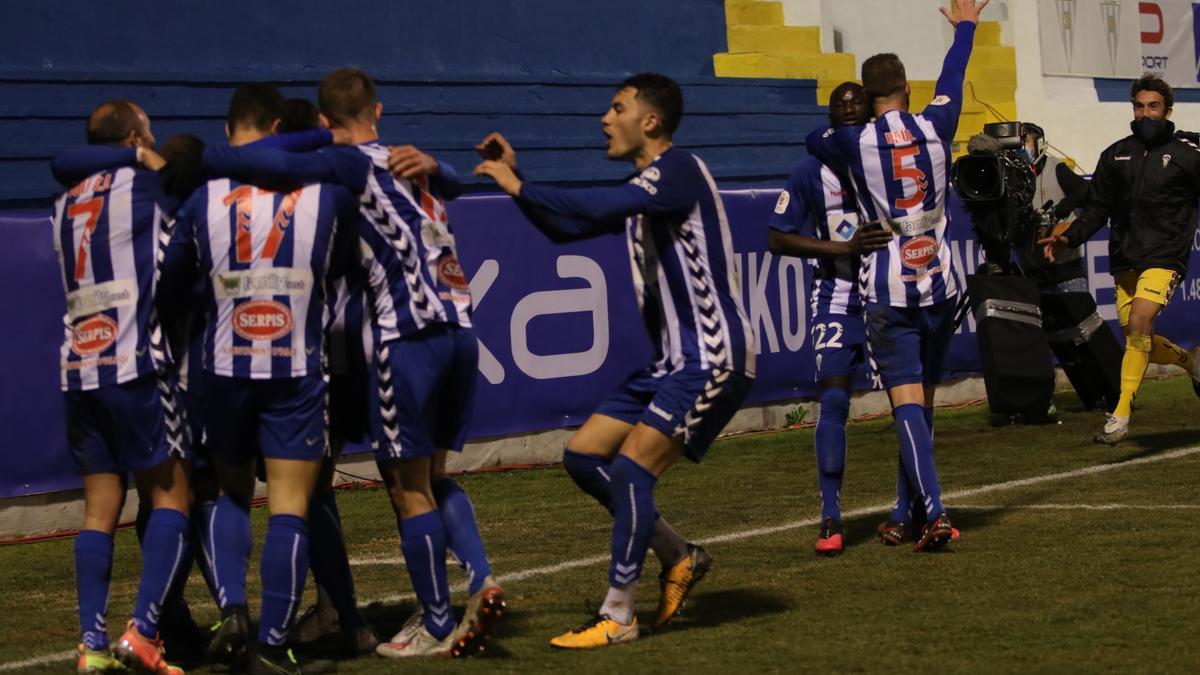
[87,100,154,147]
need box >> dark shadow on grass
[1113,428,1200,462]
[642,588,790,637]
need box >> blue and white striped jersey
[166,179,355,379]
[199,142,471,345]
[769,155,862,317]
[519,147,756,377]
[51,167,176,391]
[807,22,977,309]
[342,143,472,343]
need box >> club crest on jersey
[900,236,938,270]
[231,300,293,342]
[71,314,118,356]
[774,190,790,214]
[437,256,470,291]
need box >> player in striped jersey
[768,82,891,556]
[160,84,358,675]
[804,0,988,551]
[51,100,192,675]
[199,68,506,659]
[475,72,756,649]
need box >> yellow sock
[1114,335,1152,418]
[1150,335,1193,372]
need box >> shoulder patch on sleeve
[640,166,661,182]
[822,128,835,138]
[774,190,790,215]
[930,95,951,106]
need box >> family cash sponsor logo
[900,236,938,270]
[71,314,118,356]
[231,300,293,342]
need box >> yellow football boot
[549,615,638,649]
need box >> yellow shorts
[1113,268,1181,325]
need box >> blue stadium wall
[0,0,827,208]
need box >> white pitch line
[4,444,1199,671]
[954,504,1200,511]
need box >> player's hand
[387,145,439,179]
[474,159,523,196]
[475,132,517,170]
[939,0,990,26]
[1037,234,1069,262]
[330,128,354,145]
[136,147,167,171]
[846,224,892,255]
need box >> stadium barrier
[3,188,1198,499]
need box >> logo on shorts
[437,256,470,291]
[231,300,293,342]
[648,402,674,422]
[900,236,938,270]
[71,314,118,356]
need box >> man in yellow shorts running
[1043,75,1200,444]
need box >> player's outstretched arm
[250,129,334,153]
[386,145,463,200]
[939,0,989,27]
[50,146,137,187]
[476,132,518,170]
[201,145,339,186]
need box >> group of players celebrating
[50,0,1200,672]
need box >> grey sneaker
[1094,414,1129,445]
[375,626,453,658]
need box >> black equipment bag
[1039,291,1122,412]
[966,275,1057,421]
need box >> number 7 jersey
[51,167,175,391]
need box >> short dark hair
[279,98,321,133]
[861,53,907,100]
[227,83,284,132]
[1131,75,1173,109]
[86,100,141,145]
[618,72,684,136]
[319,68,377,127]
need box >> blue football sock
[432,478,493,595]
[894,403,945,518]
[75,530,114,650]
[400,511,454,639]
[307,490,365,630]
[132,509,190,639]
[193,499,220,605]
[815,388,849,521]
[563,449,615,512]
[257,514,310,646]
[608,455,658,588]
[211,495,251,610]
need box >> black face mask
[1130,116,1175,145]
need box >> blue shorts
[595,366,753,462]
[179,385,212,477]
[371,324,478,461]
[865,299,958,389]
[811,312,867,381]
[204,373,328,463]
[65,375,188,475]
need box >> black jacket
[1066,127,1200,274]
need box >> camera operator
[1011,124,1091,293]
[1042,75,1200,445]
